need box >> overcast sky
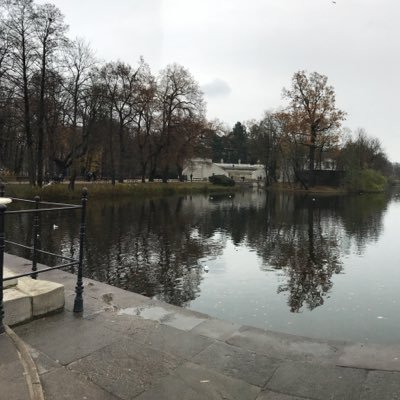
[37,0,400,160]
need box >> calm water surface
[6,190,400,343]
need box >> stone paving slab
[361,370,400,400]
[190,317,242,340]
[131,323,215,360]
[14,311,124,365]
[68,337,181,400]
[27,344,61,376]
[338,342,400,371]
[41,368,120,400]
[134,362,261,400]
[266,362,367,400]
[64,291,113,317]
[0,361,31,400]
[226,325,343,363]
[192,341,281,387]
[98,309,161,338]
[256,391,310,400]
[130,302,209,331]
[0,332,22,365]
[0,333,31,400]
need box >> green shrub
[208,175,235,186]
[345,169,387,193]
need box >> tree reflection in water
[256,193,387,312]
[263,201,342,312]
[4,190,390,312]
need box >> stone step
[17,278,64,317]
[3,276,64,326]
[3,288,31,326]
[4,267,18,289]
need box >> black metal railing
[0,183,88,333]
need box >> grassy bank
[267,183,348,195]
[2,181,240,202]
[267,170,389,194]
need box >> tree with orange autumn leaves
[282,71,346,183]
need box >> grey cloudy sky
[38,0,400,160]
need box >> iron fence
[0,183,88,333]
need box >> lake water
[6,189,400,343]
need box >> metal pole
[31,196,40,279]
[73,187,88,313]
[0,183,4,197]
[0,204,6,333]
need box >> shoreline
[1,181,242,201]
[2,181,389,203]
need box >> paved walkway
[0,332,31,400]
[3,253,400,400]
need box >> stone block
[17,278,64,316]
[361,370,400,400]
[3,267,18,289]
[226,325,341,363]
[256,391,306,400]
[69,338,181,399]
[135,362,261,400]
[266,362,367,400]
[41,368,119,400]
[338,343,400,371]
[190,318,242,340]
[3,288,32,326]
[192,341,281,387]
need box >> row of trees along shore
[0,0,397,190]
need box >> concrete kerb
[5,325,44,400]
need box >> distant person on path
[190,173,193,182]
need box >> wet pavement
[3,253,400,400]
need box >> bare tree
[100,60,144,183]
[248,112,284,184]
[62,38,96,189]
[339,128,390,173]
[132,63,157,182]
[3,0,37,184]
[34,2,67,186]
[156,63,205,182]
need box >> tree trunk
[309,130,317,187]
[177,164,183,182]
[140,161,147,183]
[162,166,169,183]
[117,125,124,183]
[108,110,116,185]
[22,40,35,185]
[37,44,47,188]
[68,171,76,191]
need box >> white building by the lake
[183,159,266,182]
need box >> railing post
[0,204,6,333]
[73,187,88,313]
[31,196,40,279]
[0,183,4,197]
